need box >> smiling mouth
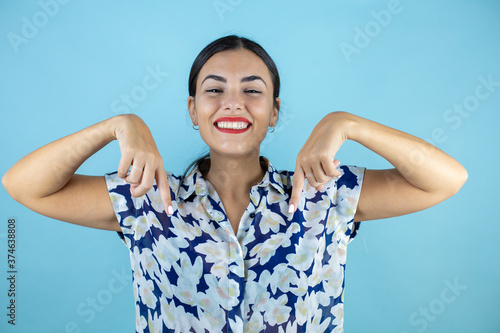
[214,117,252,134]
[216,121,250,130]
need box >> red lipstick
[214,117,252,134]
[214,117,251,123]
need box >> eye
[206,88,222,93]
[245,89,261,94]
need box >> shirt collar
[177,157,286,202]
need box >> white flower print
[286,236,320,272]
[244,311,265,333]
[171,252,203,306]
[122,215,148,241]
[109,192,128,214]
[244,276,271,314]
[198,274,241,312]
[294,294,310,326]
[153,267,173,299]
[104,164,365,332]
[194,240,230,278]
[229,315,244,333]
[152,234,189,271]
[159,296,177,330]
[148,186,166,213]
[259,210,287,234]
[249,222,300,266]
[306,308,331,333]
[178,199,206,219]
[160,296,196,332]
[266,189,283,205]
[290,271,309,297]
[268,263,299,294]
[135,247,161,281]
[325,210,342,236]
[322,267,345,301]
[136,275,158,309]
[147,309,162,333]
[165,172,180,194]
[135,303,147,332]
[278,320,298,333]
[169,215,202,241]
[308,235,326,288]
[330,303,344,328]
[303,195,330,228]
[262,294,291,326]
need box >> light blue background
[1,1,499,332]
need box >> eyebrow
[201,74,267,87]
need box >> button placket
[227,237,245,331]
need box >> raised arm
[289,111,468,221]
[2,114,172,231]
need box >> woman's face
[188,48,280,158]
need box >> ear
[270,97,280,126]
[187,96,198,125]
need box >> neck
[205,151,266,197]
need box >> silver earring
[192,125,199,130]
[268,126,275,133]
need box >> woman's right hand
[2,114,173,231]
[114,114,173,215]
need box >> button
[249,212,255,218]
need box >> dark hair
[188,35,280,109]
[185,35,281,175]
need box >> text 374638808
[6,218,17,326]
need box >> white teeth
[216,121,249,129]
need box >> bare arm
[289,112,468,221]
[347,112,468,221]
[2,114,172,231]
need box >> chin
[209,145,261,158]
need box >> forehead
[198,49,271,83]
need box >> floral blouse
[105,159,365,333]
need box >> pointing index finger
[156,169,173,215]
[289,165,305,214]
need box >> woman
[2,35,467,332]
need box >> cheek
[194,98,217,120]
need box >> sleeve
[104,172,172,250]
[332,165,366,245]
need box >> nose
[222,89,243,112]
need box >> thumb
[289,165,305,214]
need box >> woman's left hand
[288,111,468,220]
[289,112,351,213]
